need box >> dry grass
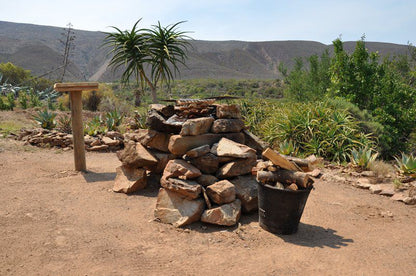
[369,160,396,178]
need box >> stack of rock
[16,128,73,149]
[15,128,124,151]
[114,100,262,227]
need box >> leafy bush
[33,109,56,130]
[349,147,379,170]
[18,90,28,109]
[6,93,15,110]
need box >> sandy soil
[1,139,415,275]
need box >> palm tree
[103,19,149,106]
[145,21,191,103]
[103,19,190,105]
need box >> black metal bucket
[257,183,312,235]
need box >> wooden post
[54,82,99,171]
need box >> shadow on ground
[82,171,116,183]
[279,223,353,248]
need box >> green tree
[104,19,190,105]
[0,62,31,85]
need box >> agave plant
[394,153,416,176]
[349,147,378,170]
[33,109,56,130]
[105,109,123,131]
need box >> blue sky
[1,0,415,45]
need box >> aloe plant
[105,110,123,131]
[279,140,298,156]
[57,115,72,134]
[349,147,378,170]
[33,109,56,130]
[394,153,416,176]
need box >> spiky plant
[57,115,72,134]
[33,109,56,130]
[349,147,378,170]
[394,153,416,176]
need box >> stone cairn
[114,100,268,227]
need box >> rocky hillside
[0,21,410,82]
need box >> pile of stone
[16,128,73,149]
[15,128,124,151]
[114,101,263,227]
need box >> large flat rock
[154,188,205,227]
[168,132,245,156]
[113,165,147,194]
[116,141,158,168]
[160,177,202,200]
[179,117,214,136]
[201,199,241,226]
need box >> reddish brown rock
[206,180,236,204]
[149,104,175,118]
[217,157,257,179]
[113,165,147,193]
[216,104,242,119]
[189,153,219,174]
[162,159,202,180]
[168,132,244,156]
[124,129,171,152]
[146,110,182,134]
[211,119,245,133]
[230,175,258,213]
[117,141,158,168]
[184,144,210,159]
[88,144,109,151]
[196,174,219,187]
[160,177,202,199]
[201,199,241,226]
[216,138,256,159]
[105,131,124,140]
[154,188,205,227]
[146,150,176,174]
[180,117,215,136]
[102,136,120,146]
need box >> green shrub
[6,93,15,110]
[18,91,28,109]
[33,109,56,130]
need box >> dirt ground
[1,139,415,275]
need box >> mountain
[0,21,410,82]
